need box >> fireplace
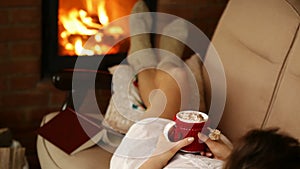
[42,0,157,77]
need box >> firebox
[42,0,157,77]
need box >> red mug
[164,110,208,153]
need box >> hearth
[42,0,157,77]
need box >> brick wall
[0,0,228,168]
[0,0,66,168]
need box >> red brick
[0,63,13,75]
[2,91,49,107]
[10,59,41,74]
[0,0,41,7]
[0,109,27,124]
[11,8,41,24]
[0,77,8,91]
[0,26,41,42]
[0,79,4,90]
[36,79,63,92]
[24,107,60,122]
[9,75,39,90]
[0,43,9,58]
[0,60,40,75]
[11,41,41,58]
[0,106,58,127]
[0,107,58,132]
[0,110,40,134]
[0,10,9,25]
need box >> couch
[37,0,300,168]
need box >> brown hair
[223,128,300,169]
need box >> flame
[58,0,124,56]
[75,39,94,56]
[98,1,109,26]
[94,33,103,42]
[74,39,83,55]
[60,9,99,36]
[85,0,94,14]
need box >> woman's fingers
[198,132,232,160]
[205,152,213,157]
[179,137,195,147]
[198,132,218,151]
[153,134,194,156]
[200,145,214,158]
[171,137,194,153]
[150,135,195,168]
[198,132,209,142]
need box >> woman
[138,128,300,169]
[111,118,300,169]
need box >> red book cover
[37,107,103,155]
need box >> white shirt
[110,118,223,169]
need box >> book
[37,107,104,155]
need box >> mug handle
[163,121,176,142]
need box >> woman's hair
[223,128,300,169]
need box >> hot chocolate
[177,111,205,123]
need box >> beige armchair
[37,0,300,168]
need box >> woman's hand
[198,132,232,161]
[139,134,194,169]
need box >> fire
[98,1,109,26]
[58,0,125,56]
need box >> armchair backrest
[204,0,300,142]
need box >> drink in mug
[164,110,208,153]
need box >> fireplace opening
[42,0,157,77]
